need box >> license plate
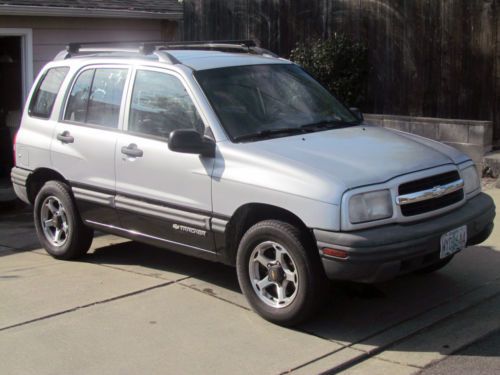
[440,225,467,259]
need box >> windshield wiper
[233,127,305,142]
[300,120,344,131]
[233,120,352,142]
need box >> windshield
[195,64,359,141]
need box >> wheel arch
[221,203,316,266]
[26,168,67,204]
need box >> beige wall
[0,16,178,76]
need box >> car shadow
[0,206,40,252]
[301,244,500,357]
[83,237,500,359]
[0,203,110,255]
[84,239,243,294]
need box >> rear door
[115,67,215,257]
[51,65,130,225]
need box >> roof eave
[0,5,183,20]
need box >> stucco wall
[0,16,177,76]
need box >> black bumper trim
[315,192,495,282]
[10,167,32,204]
[10,166,31,187]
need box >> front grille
[400,189,464,216]
[399,170,463,217]
[398,171,460,195]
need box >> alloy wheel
[248,241,299,308]
[40,196,70,247]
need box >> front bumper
[315,192,495,283]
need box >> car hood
[216,125,470,204]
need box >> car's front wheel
[236,220,326,326]
[34,180,94,260]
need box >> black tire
[414,256,454,275]
[236,220,326,326]
[34,180,94,260]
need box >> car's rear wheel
[34,181,93,260]
[236,220,326,326]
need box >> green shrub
[289,34,370,107]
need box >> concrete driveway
[1,190,499,375]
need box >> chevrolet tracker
[11,40,495,326]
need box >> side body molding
[70,182,231,262]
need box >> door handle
[56,131,74,144]
[121,144,143,158]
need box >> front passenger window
[129,70,204,138]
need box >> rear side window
[29,67,69,119]
[64,68,128,128]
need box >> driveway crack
[0,278,190,333]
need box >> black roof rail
[151,40,278,57]
[155,39,256,48]
[54,39,277,63]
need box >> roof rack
[54,40,278,64]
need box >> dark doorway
[0,36,23,177]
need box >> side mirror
[349,107,364,122]
[168,129,215,157]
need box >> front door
[115,68,215,256]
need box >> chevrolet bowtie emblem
[431,186,445,196]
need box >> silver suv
[11,41,495,326]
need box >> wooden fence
[182,0,500,142]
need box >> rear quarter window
[29,67,70,119]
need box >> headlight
[349,190,393,224]
[462,165,481,195]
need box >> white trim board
[0,28,34,105]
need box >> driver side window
[128,70,204,139]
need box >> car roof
[53,48,291,72]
